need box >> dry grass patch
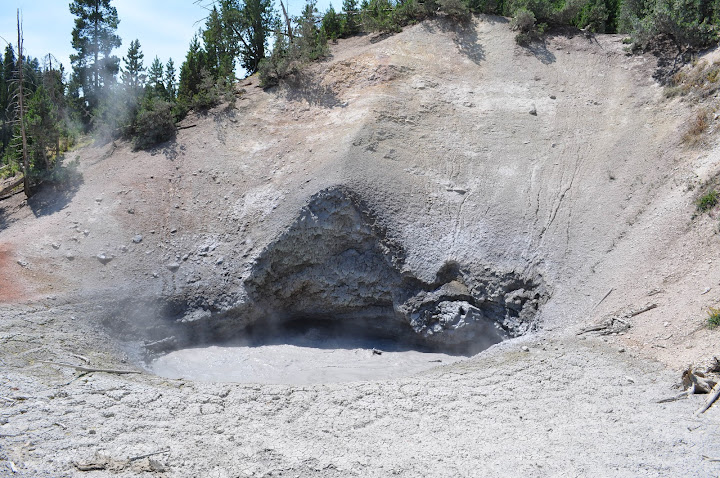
[683,108,712,144]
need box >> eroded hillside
[1,16,719,477]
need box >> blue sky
[0,0,330,79]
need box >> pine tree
[203,6,236,80]
[165,58,177,100]
[69,0,122,114]
[122,39,146,92]
[297,0,327,61]
[178,35,207,102]
[0,47,11,161]
[147,56,165,97]
[322,4,343,41]
[221,0,276,74]
[0,54,4,115]
[1,46,16,115]
[341,0,360,36]
[26,86,60,172]
[42,62,68,159]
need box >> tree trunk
[280,0,294,41]
[17,10,31,198]
[93,1,99,91]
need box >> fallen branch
[0,176,24,198]
[629,303,657,318]
[73,461,106,472]
[657,384,694,403]
[176,124,197,131]
[40,361,141,375]
[577,316,630,335]
[696,382,720,415]
[127,448,171,462]
[702,455,720,462]
[70,353,90,364]
[592,288,614,311]
[0,395,27,402]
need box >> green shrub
[465,0,504,14]
[131,98,176,150]
[512,8,537,32]
[35,157,82,186]
[438,0,472,22]
[361,0,404,32]
[258,3,329,88]
[708,307,720,328]
[576,0,610,32]
[696,189,718,212]
[620,0,719,51]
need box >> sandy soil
[1,15,720,477]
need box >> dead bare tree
[16,10,30,198]
[279,0,294,42]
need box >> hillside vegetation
[2,0,720,197]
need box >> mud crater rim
[109,186,550,382]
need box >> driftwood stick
[0,176,24,197]
[696,382,720,415]
[657,383,694,403]
[73,461,106,472]
[629,303,657,318]
[176,124,197,131]
[592,288,614,311]
[70,353,90,364]
[127,448,171,462]
[577,324,606,335]
[40,361,141,375]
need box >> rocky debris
[51,243,61,250]
[529,104,537,116]
[521,346,530,352]
[16,259,28,267]
[65,253,75,261]
[97,253,113,265]
[132,235,143,244]
[166,262,180,272]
